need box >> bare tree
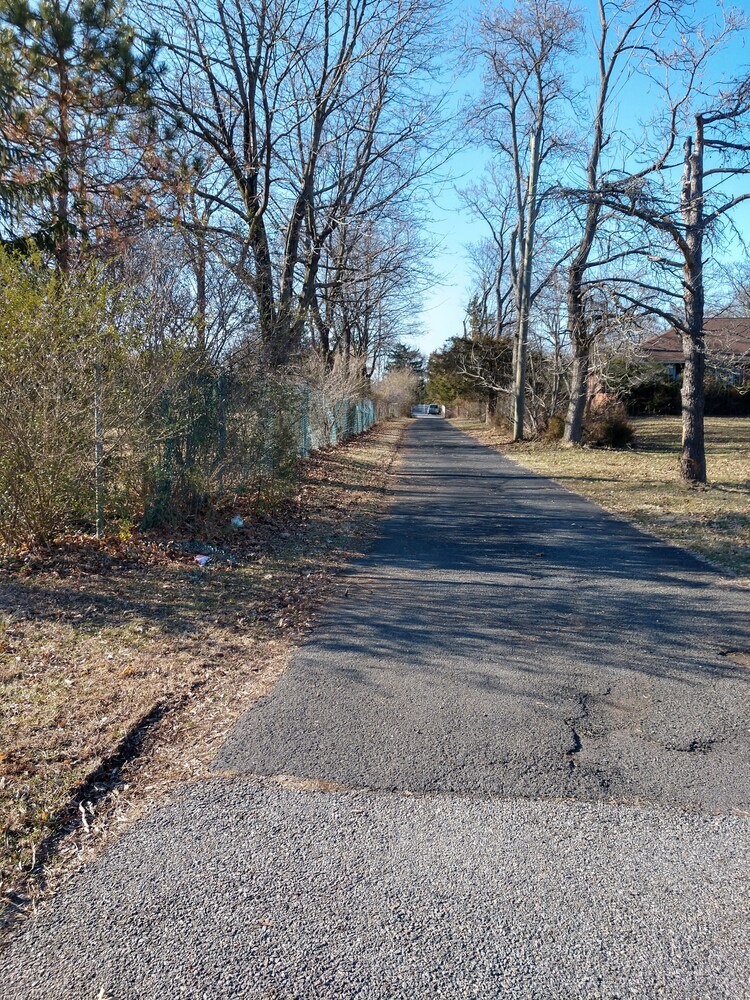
[468,0,581,439]
[460,168,516,340]
[591,10,750,481]
[529,274,569,422]
[148,0,445,365]
[560,0,693,445]
[310,201,434,376]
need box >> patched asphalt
[217,419,750,812]
[3,419,750,999]
[5,780,750,1000]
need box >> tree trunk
[679,125,707,483]
[512,129,541,442]
[486,394,497,424]
[343,320,352,375]
[512,308,527,439]
[195,232,207,356]
[55,46,72,273]
[565,349,589,445]
[243,189,280,363]
[94,361,104,538]
[680,330,706,482]
[549,306,562,417]
[494,268,503,339]
[563,265,589,444]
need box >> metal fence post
[300,385,310,457]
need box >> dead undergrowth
[0,419,405,928]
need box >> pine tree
[0,0,159,266]
[386,343,426,376]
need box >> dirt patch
[721,650,750,669]
[0,420,405,927]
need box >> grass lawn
[456,416,750,582]
[0,420,405,921]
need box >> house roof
[641,318,750,363]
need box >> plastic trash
[231,515,245,528]
[195,555,211,566]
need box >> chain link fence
[0,348,377,545]
[0,249,379,547]
[300,391,377,455]
[134,366,378,529]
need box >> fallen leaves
[0,419,405,921]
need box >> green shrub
[610,357,750,417]
[604,358,681,416]
[704,377,750,417]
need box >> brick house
[640,318,750,384]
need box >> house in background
[640,317,750,384]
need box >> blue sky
[413,0,750,359]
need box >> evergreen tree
[0,0,159,266]
[426,334,513,411]
[385,342,426,375]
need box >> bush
[544,414,565,441]
[0,251,306,545]
[139,363,304,527]
[704,377,750,417]
[584,404,634,449]
[0,251,377,548]
[372,367,420,418]
[628,377,681,416]
[611,358,750,417]
[0,250,125,545]
[604,358,681,416]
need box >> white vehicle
[410,403,445,418]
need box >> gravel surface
[3,420,750,998]
[3,779,749,999]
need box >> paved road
[4,420,750,998]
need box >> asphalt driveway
[220,419,750,810]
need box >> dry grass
[456,416,750,582]
[0,420,405,923]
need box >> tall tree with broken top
[592,10,750,482]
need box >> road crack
[563,693,590,772]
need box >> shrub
[704,377,750,417]
[604,358,681,416]
[629,378,681,416]
[611,357,750,417]
[0,251,375,547]
[0,250,123,546]
[372,367,420,418]
[296,351,368,447]
[584,404,634,449]
[139,363,305,527]
[0,251,306,544]
[544,414,565,441]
